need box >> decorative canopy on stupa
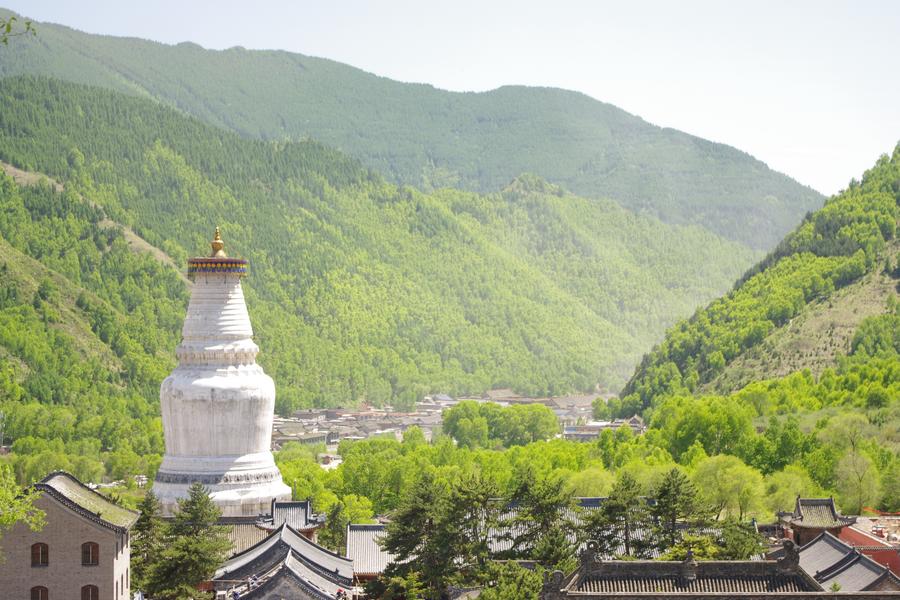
[186,227,248,279]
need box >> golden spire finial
[210,226,226,257]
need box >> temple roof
[346,524,396,577]
[264,499,325,532]
[798,531,856,577]
[221,518,272,556]
[226,552,353,600]
[215,523,353,589]
[572,568,815,594]
[798,532,900,592]
[545,541,822,597]
[36,471,139,532]
[782,497,856,530]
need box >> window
[31,543,48,567]
[81,586,99,600]
[30,587,48,600]
[81,542,99,566]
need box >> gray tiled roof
[215,523,354,584]
[272,500,315,531]
[817,551,900,592]
[223,521,272,556]
[37,471,139,532]
[555,550,824,597]
[798,532,854,576]
[233,552,355,600]
[786,497,856,529]
[797,532,900,592]
[346,524,397,576]
[576,572,813,593]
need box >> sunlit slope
[0,76,754,410]
[621,144,900,414]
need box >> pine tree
[503,467,575,566]
[380,471,454,600]
[318,500,347,553]
[583,471,649,558]
[145,483,231,600]
[651,468,704,550]
[445,471,501,575]
[131,490,164,592]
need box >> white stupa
[153,228,291,516]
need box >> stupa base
[153,458,292,517]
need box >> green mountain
[0,77,755,417]
[619,144,900,416]
[0,8,822,250]
[0,166,179,482]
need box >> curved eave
[34,484,138,534]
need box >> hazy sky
[6,0,900,195]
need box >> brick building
[0,472,138,600]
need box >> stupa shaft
[153,228,291,516]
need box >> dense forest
[0,8,823,250]
[0,76,755,418]
[620,143,900,414]
[0,173,180,483]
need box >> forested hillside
[0,8,822,249]
[0,77,754,418]
[620,144,899,414]
[600,146,900,518]
[0,171,180,483]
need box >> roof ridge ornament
[681,548,698,583]
[777,540,800,574]
[210,226,226,257]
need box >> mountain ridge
[0,7,822,250]
[0,75,756,412]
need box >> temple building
[779,497,857,547]
[153,229,291,516]
[791,532,900,592]
[538,540,900,599]
[213,523,356,599]
[0,472,138,600]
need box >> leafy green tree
[818,413,873,454]
[145,483,231,600]
[319,494,375,552]
[880,459,900,512]
[763,465,823,514]
[691,454,765,520]
[402,425,426,447]
[659,533,718,560]
[0,464,44,556]
[835,450,881,514]
[0,16,34,45]
[366,570,426,600]
[717,520,766,560]
[131,490,165,592]
[445,472,502,575]
[503,468,575,566]
[566,464,614,497]
[478,561,543,600]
